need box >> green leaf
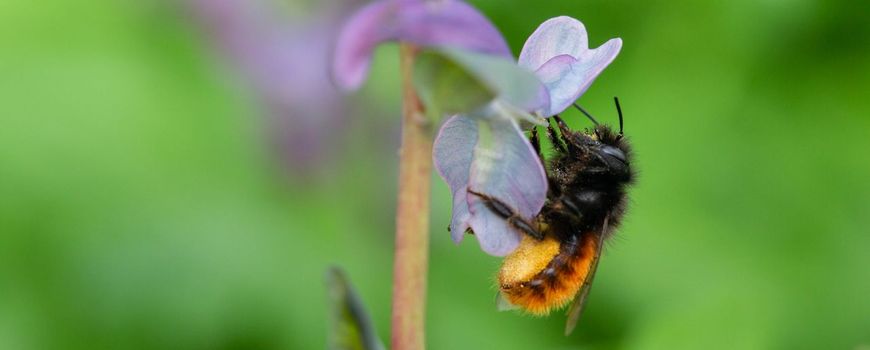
[325,267,386,350]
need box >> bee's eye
[596,145,631,180]
[601,145,627,164]
[602,147,626,161]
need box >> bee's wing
[564,216,609,336]
[495,292,519,311]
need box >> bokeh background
[2,0,869,349]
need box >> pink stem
[390,44,431,350]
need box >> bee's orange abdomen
[497,233,598,315]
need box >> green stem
[391,44,431,350]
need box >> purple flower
[434,17,621,256]
[332,0,621,256]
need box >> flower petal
[433,113,548,256]
[466,116,547,256]
[333,0,513,90]
[433,115,478,242]
[534,38,622,116]
[518,16,589,71]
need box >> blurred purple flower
[332,0,621,256]
[187,0,357,173]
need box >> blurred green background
[2,0,869,349]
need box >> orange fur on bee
[497,233,598,315]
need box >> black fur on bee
[470,97,634,243]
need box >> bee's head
[591,124,632,180]
[575,98,632,181]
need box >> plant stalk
[391,44,431,350]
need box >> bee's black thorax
[541,124,634,239]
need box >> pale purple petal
[466,199,522,256]
[334,0,513,90]
[433,114,548,256]
[433,115,478,242]
[534,38,621,116]
[518,16,589,71]
[466,117,547,256]
[516,16,623,116]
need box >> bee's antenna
[572,103,600,126]
[614,97,623,135]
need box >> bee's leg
[552,115,573,136]
[529,126,542,159]
[552,115,584,154]
[531,127,561,201]
[447,223,476,236]
[559,196,583,217]
[467,189,544,240]
[547,121,568,154]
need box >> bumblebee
[469,97,634,335]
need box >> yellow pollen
[499,234,560,286]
